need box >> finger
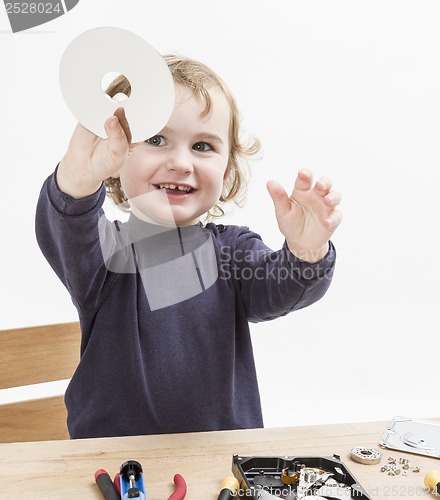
[292,169,314,193]
[323,189,342,208]
[266,180,291,217]
[113,107,132,144]
[324,209,343,231]
[314,176,333,196]
[104,115,129,168]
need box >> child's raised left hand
[267,169,342,263]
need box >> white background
[1,1,439,428]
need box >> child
[36,55,342,439]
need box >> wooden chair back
[0,322,80,443]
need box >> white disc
[59,27,175,142]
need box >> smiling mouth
[154,183,195,194]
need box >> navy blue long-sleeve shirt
[35,171,336,439]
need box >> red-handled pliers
[168,473,187,499]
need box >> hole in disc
[101,71,132,102]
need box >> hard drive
[232,454,371,499]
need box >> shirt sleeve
[35,168,121,313]
[222,226,336,323]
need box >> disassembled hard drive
[232,454,371,499]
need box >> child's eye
[193,141,212,152]
[145,135,165,146]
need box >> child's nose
[165,147,194,174]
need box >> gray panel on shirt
[139,235,218,310]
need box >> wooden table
[0,420,438,499]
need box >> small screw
[413,467,420,473]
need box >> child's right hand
[56,107,132,199]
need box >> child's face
[116,84,230,226]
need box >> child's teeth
[158,184,191,192]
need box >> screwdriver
[425,470,440,495]
[217,476,240,499]
[120,460,146,500]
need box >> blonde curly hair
[104,54,260,219]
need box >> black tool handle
[217,488,235,500]
[95,469,121,500]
